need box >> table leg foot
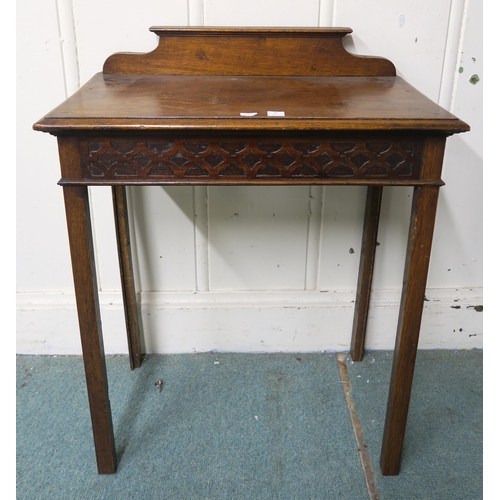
[112,185,142,370]
[350,185,383,362]
[63,185,117,474]
[380,185,440,476]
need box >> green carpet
[16,350,482,499]
[346,350,483,499]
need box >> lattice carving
[80,137,424,181]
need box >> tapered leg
[63,185,117,474]
[380,185,440,476]
[112,186,142,370]
[350,185,383,361]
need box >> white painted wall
[17,0,483,355]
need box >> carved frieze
[80,137,424,181]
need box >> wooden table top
[34,73,468,134]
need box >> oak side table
[33,27,469,476]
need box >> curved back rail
[103,27,396,77]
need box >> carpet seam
[337,352,380,500]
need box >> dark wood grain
[420,135,447,179]
[112,186,142,370]
[104,27,395,77]
[33,74,468,134]
[57,135,83,180]
[77,134,425,183]
[380,185,440,476]
[379,135,447,475]
[63,184,117,474]
[59,178,444,187]
[350,185,383,361]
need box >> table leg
[380,185,440,476]
[112,186,142,370]
[350,185,383,361]
[63,185,117,474]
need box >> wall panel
[17,0,483,354]
[129,187,197,292]
[428,0,482,288]
[16,0,74,292]
[334,0,452,100]
[317,187,366,290]
[72,0,188,83]
[200,3,322,291]
[71,0,190,292]
[204,0,320,26]
[324,0,464,291]
[208,187,310,291]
